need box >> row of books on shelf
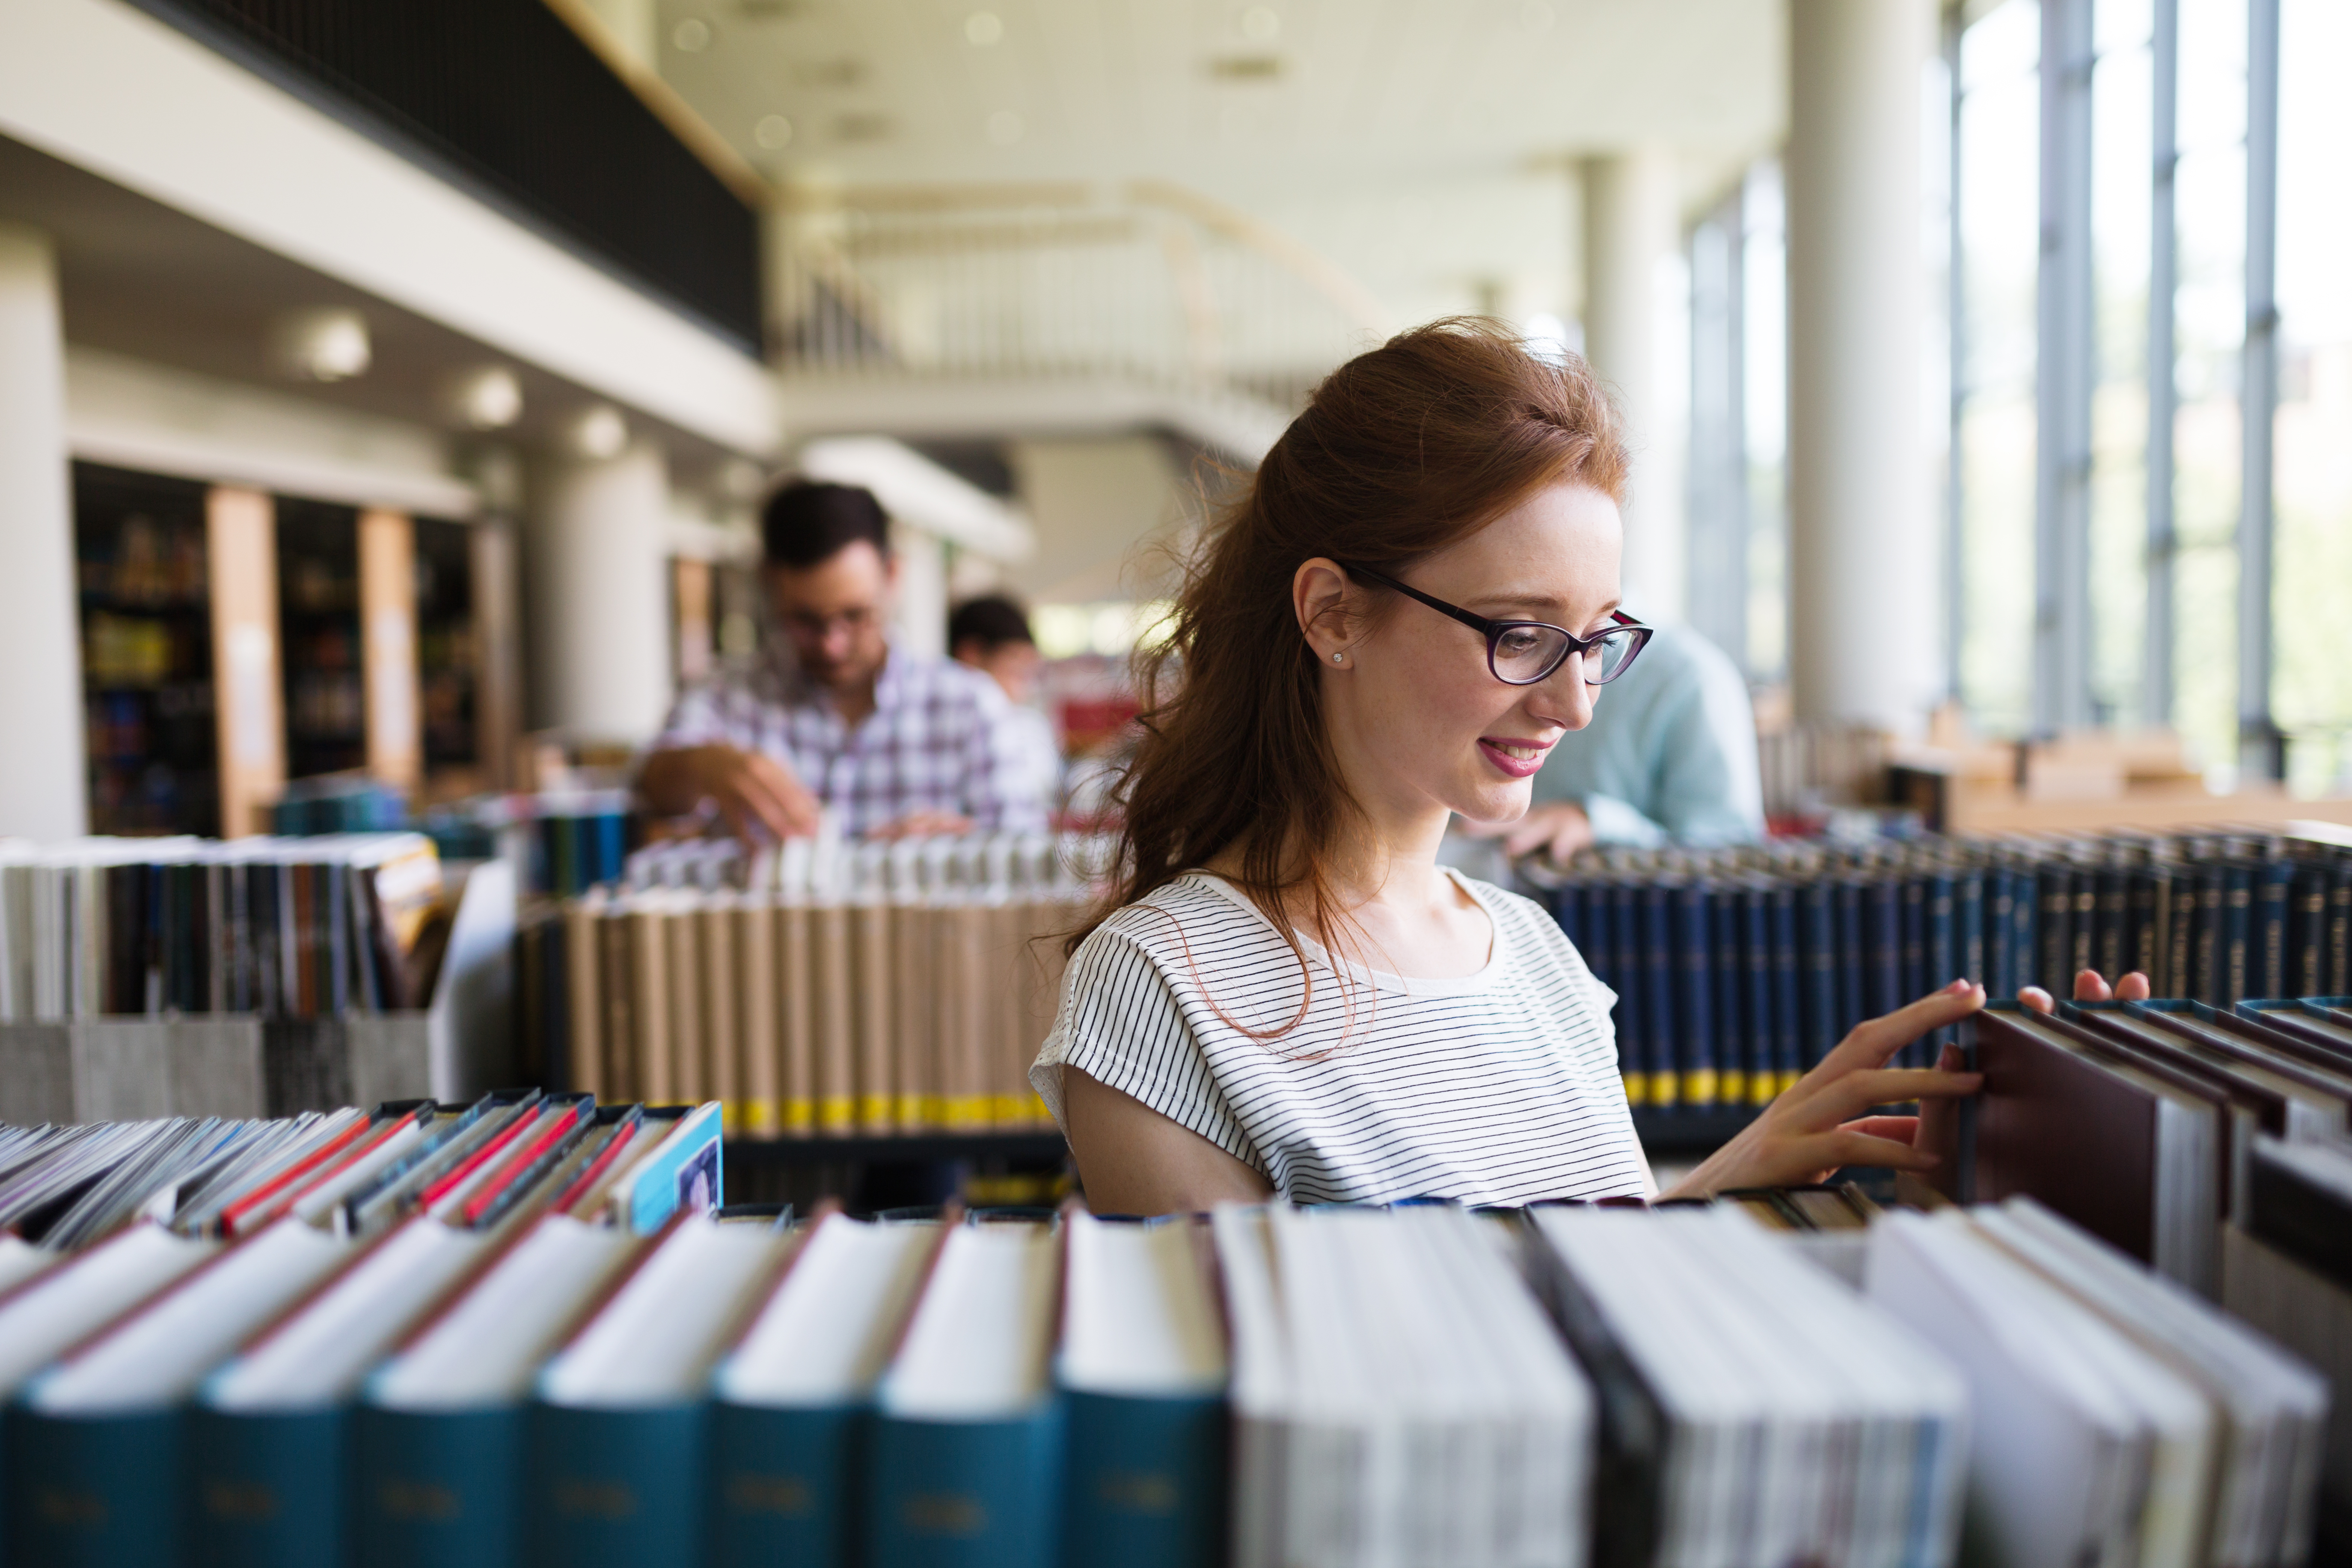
[1530,828,2352,1109]
[0,1090,725,1568]
[0,1100,2343,1568]
[0,835,450,1023]
[517,833,1106,1138]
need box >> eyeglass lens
[1491,625,1641,685]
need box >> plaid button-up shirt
[650,648,1050,838]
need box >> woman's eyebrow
[1465,590,1622,620]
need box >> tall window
[2272,0,2352,794]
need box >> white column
[891,525,949,663]
[0,225,89,840]
[1786,0,1939,732]
[1581,147,1687,623]
[525,442,675,742]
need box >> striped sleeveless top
[1030,870,1652,1206]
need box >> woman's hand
[1661,980,1986,1199]
[2019,967,2153,1014]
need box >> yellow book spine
[894,1093,925,1128]
[742,1099,781,1138]
[941,1095,993,1129]
[1749,1074,1779,1107]
[1719,1070,1746,1105]
[920,1095,949,1127]
[1650,1073,1680,1110]
[989,1094,1029,1125]
[784,1098,815,1136]
[817,1095,856,1133]
[1621,1071,1649,1107]
[1682,1069,1718,1107]
[857,1094,893,1130]
[1781,1069,1803,1098]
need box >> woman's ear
[1293,557,1354,658]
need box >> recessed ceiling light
[965,10,1003,45]
[267,307,371,382]
[754,115,793,148]
[1240,6,1280,42]
[567,406,629,461]
[986,109,1024,145]
[672,18,711,51]
[445,365,523,430]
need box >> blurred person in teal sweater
[1462,620,1764,860]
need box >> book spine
[2036,868,2072,1001]
[1674,883,1716,1108]
[891,903,933,1131]
[736,903,781,1138]
[8,1407,183,1567]
[2329,865,2351,996]
[707,1402,861,1568]
[1982,864,2012,999]
[2224,864,2252,1006]
[2255,859,2292,1001]
[351,1404,526,1568]
[854,903,895,1132]
[1712,885,1745,1106]
[1641,886,1676,1111]
[2168,873,2198,1003]
[526,1402,705,1568]
[1551,883,1583,953]
[1834,879,1864,1039]
[2069,877,2097,987]
[1609,882,1644,1105]
[666,906,706,1106]
[1739,885,1770,1104]
[1865,877,1902,1022]
[2010,863,2038,998]
[598,906,636,1102]
[1899,875,1927,1054]
[187,1405,346,1568]
[1062,1392,1224,1568]
[866,1408,1065,1568]
[1770,883,1802,1093]
[630,908,674,1104]
[2095,869,2127,983]
[811,906,857,1133]
[2288,867,2327,998]
[1798,882,1836,1075]
[778,903,815,1136]
[1927,871,1957,1056]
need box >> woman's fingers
[2073,969,2114,1003]
[1840,1114,1921,1145]
[1820,1126,1943,1173]
[1820,982,1984,1071]
[1806,1066,1982,1122]
[2115,969,2153,1001]
[2019,986,2055,1014]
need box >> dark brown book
[1966,1004,2223,1295]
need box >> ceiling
[652,0,1786,328]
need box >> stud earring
[1331,650,1344,663]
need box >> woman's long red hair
[1072,318,1630,1036]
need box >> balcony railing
[128,0,763,353]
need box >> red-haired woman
[1030,319,2145,1215]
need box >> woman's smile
[1476,736,1556,778]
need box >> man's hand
[867,809,974,841]
[639,744,822,843]
[1458,800,1595,863]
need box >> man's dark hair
[762,481,891,569]
[948,594,1035,653]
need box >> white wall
[1004,437,1191,605]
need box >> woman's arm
[1062,1067,1274,1215]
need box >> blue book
[619,1102,725,1235]
[1769,882,1803,1091]
[1834,878,1865,1039]
[2254,858,2294,1003]
[1057,1213,1226,1568]
[1735,882,1770,1104]
[2012,861,2040,998]
[1957,868,1985,993]
[1551,882,1584,955]
[2288,865,2328,998]
[2036,866,2073,1001]
[2223,861,2254,1006]
[1899,873,1927,1047]
[1797,880,1837,1074]
[1610,880,1646,1105]
[1641,885,1678,1111]
[528,1215,793,1568]
[1926,868,1957,1059]
[1865,875,1903,1023]
[355,1214,647,1568]
[11,1219,353,1568]
[710,1213,944,1568]
[1672,882,1716,1107]
[1983,864,2014,999]
[190,1216,496,1568]
[867,1218,1066,1568]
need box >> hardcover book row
[1533,828,2352,1109]
[0,1104,2341,1568]
[517,832,1107,1138]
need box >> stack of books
[514,832,1102,1139]
[1,1095,2339,1567]
[1531,829,2352,1111]
[0,1092,722,1567]
[0,834,448,1022]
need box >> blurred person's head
[762,481,894,695]
[948,595,1042,704]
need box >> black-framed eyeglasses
[1337,561,1654,686]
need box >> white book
[539,1215,788,1409]
[0,1223,219,1398]
[719,1215,938,1408]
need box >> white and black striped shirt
[1031,871,1653,1206]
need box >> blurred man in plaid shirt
[640,481,1049,840]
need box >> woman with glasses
[1029,319,2104,1214]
